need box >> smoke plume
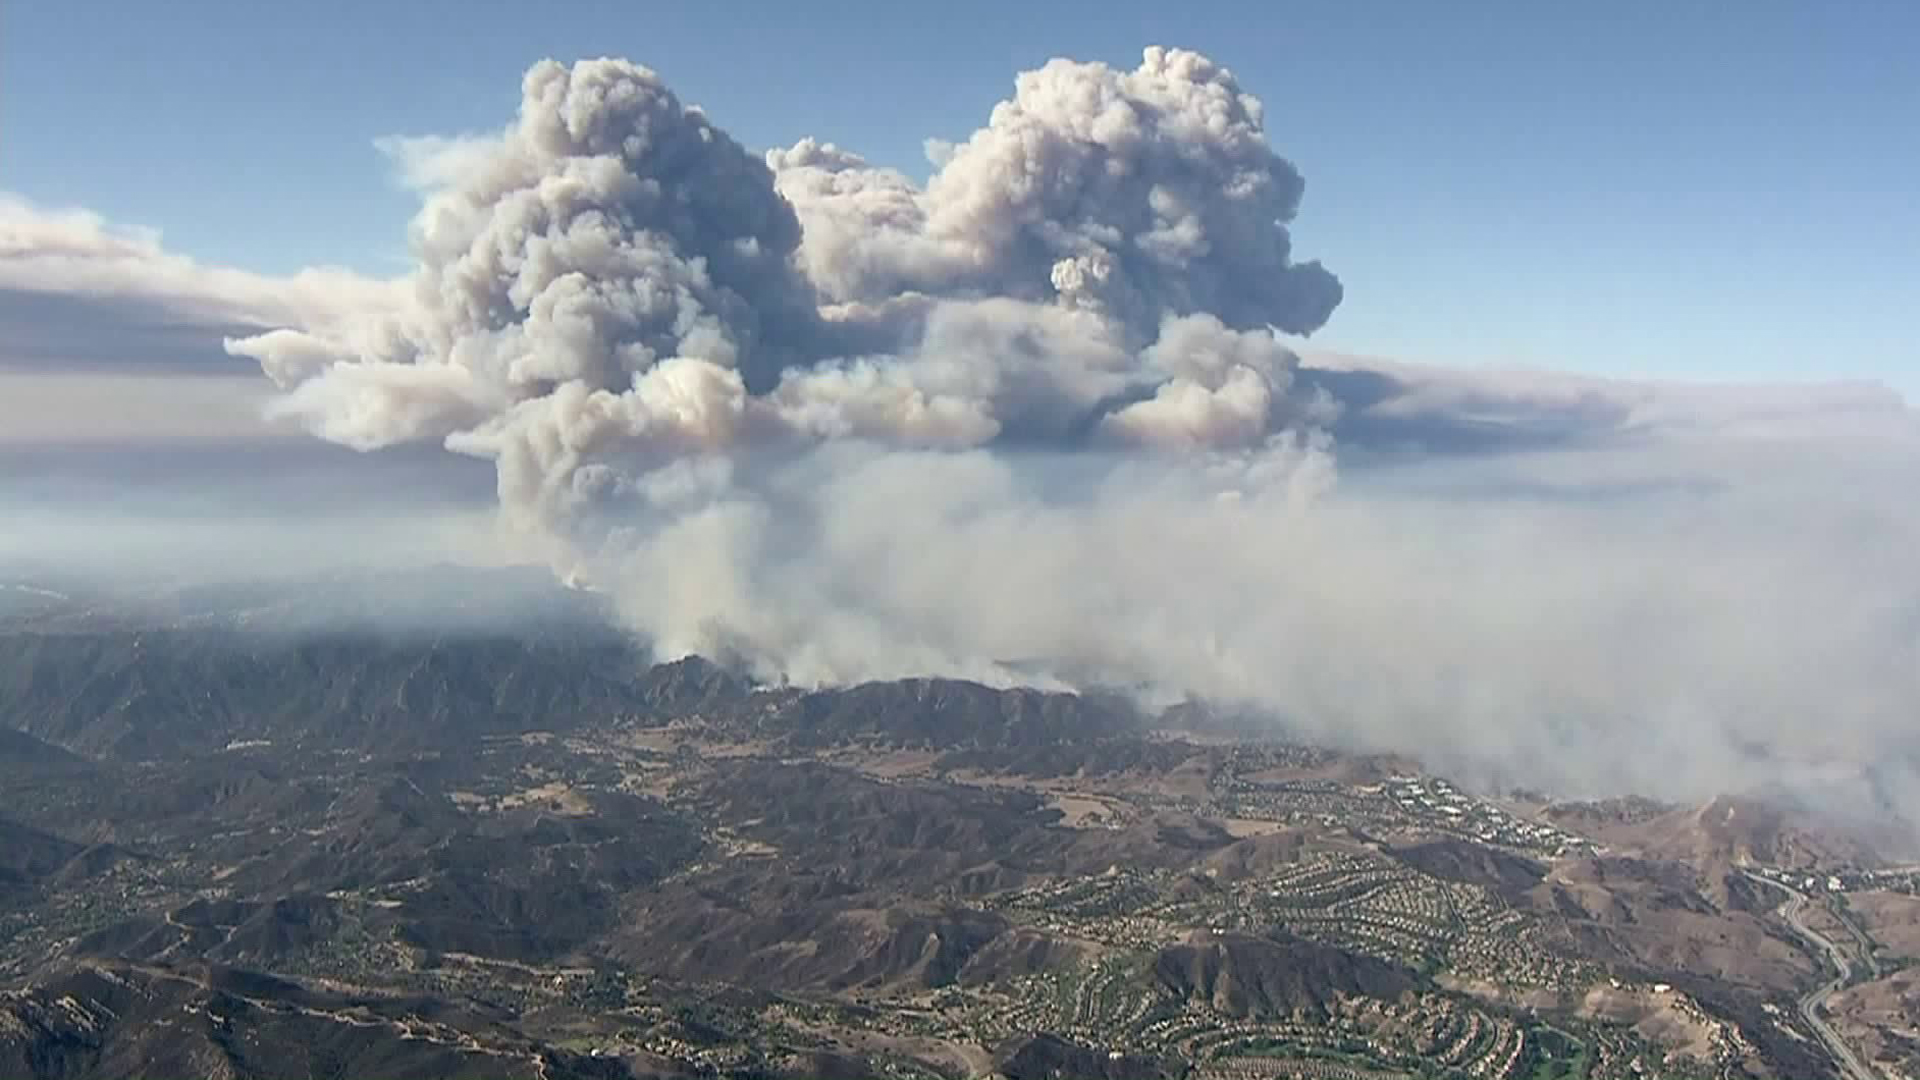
[220,48,1920,817]
[228,49,1342,534]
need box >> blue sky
[6,0,1915,392]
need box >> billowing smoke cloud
[768,47,1340,336]
[216,48,1920,821]
[228,48,1343,534]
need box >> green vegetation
[1526,1025,1590,1080]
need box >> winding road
[1744,871,1877,1080]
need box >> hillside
[0,605,1900,1079]
[1153,931,1415,1020]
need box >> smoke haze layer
[195,48,1920,818]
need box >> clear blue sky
[6,0,1915,392]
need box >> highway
[1744,871,1877,1080]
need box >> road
[1744,871,1877,1080]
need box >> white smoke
[226,49,1343,535]
[216,47,1920,816]
[767,47,1340,337]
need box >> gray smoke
[228,49,1343,537]
[216,47,1920,821]
[769,47,1340,336]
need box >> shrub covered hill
[0,569,1895,1079]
